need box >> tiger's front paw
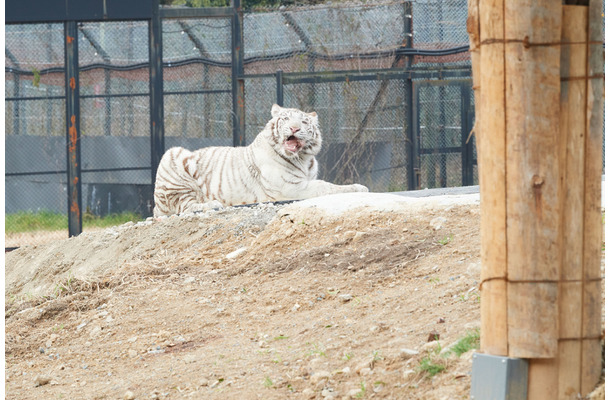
[350,184,369,193]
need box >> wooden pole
[504,0,563,359]
[468,0,603,397]
[580,0,604,393]
[470,0,509,357]
[526,6,588,398]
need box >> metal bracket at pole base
[470,353,528,400]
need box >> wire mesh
[243,1,406,74]
[246,76,412,194]
[78,21,154,222]
[9,0,603,248]
[417,79,477,189]
[285,79,410,192]
[163,18,233,146]
[5,23,68,247]
[244,77,277,144]
[240,0,476,193]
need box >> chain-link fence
[6,23,67,246]
[6,21,155,246]
[242,1,474,192]
[0,0,484,247]
[163,17,233,145]
[7,0,601,247]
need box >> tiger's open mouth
[283,135,304,153]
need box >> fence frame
[413,78,476,188]
[6,0,248,237]
[5,0,475,242]
[275,68,475,190]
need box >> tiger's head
[267,104,322,159]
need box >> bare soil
[4,193,604,400]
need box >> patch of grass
[273,335,289,341]
[418,356,446,377]
[6,210,67,233]
[305,342,326,357]
[450,329,480,357]
[415,330,480,379]
[356,381,366,398]
[373,381,386,392]
[428,276,440,285]
[53,273,75,297]
[6,210,142,234]
[263,376,273,388]
[343,352,355,361]
[438,234,454,246]
[458,290,480,303]
[417,343,446,378]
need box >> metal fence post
[414,82,422,189]
[436,0,447,188]
[149,0,164,188]
[276,69,284,106]
[65,21,82,237]
[231,0,245,146]
[461,81,474,186]
[403,1,417,190]
[439,84,447,188]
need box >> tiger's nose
[290,126,300,134]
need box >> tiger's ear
[308,111,317,118]
[271,104,283,118]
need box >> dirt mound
[3,192,589,399]
[6,203,280,300]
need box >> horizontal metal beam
[6,170,67,177]
[5,95,66,102]
[80,93,149,99]
[6,166,151,177]
[163,89,231,96]
[82,166,151,173]
[244,66,472,81]
[277,67,472,85]
[7,0,153,24]
[6,46,472,77]
[160,7,233,19]
[397,45,470,57]
[419,146,462,155]
[414,78,473,87]
[5,92,161,101]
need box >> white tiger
[153,104,369,217]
